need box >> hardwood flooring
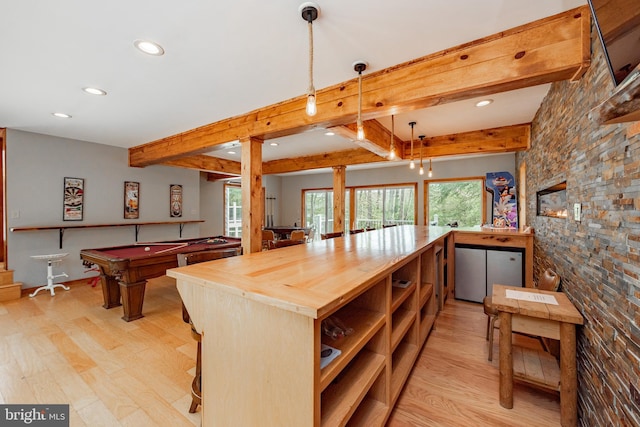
[0,277,560,426]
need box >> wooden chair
[321,231,344,240]
[272,239,304,249]
[290,230,305,242]
[483,268,561,361]
[262,229,276,250]
[177,248,240,413]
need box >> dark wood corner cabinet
[169,225,449,426]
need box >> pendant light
[428,158,433,178]
[353,61,368,141]
[389,115,396,159]
[418,135,425,175]
[408,121,416,169]
[300,3,320,116]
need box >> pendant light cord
[308,21,315,95]
[357,72,362,125]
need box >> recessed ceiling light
[325,131,335,136]
[52,112,72,118]
[134,39,165,56]
[475,99,493,107]
[227,151,236,155]
[82,87,107,96]
[270,142,279,146]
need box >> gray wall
[279,153,517,227]
[7,130,201,288]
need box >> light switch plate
[574,203,581,221]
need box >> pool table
[80,236,241,321]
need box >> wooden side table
[492,284,584,427]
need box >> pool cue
[154,243,189,254]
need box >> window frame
[423,176,487,226]
[223,182,242,237]
[303,182,417,231]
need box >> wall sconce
[409,121,416,169]
[300,2,320,116]
[353,61,368,141]
[418,135,425,175]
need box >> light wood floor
[0,277,560,426]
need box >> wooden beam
[241,137,263,255]
[331,120,402,158]
[412,124,531,158]
[206,172,240,181]
[262,148,390,175]
[129,7,590,167]
[164,155,241,174]
[332,166,346,233]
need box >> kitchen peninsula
[169,225,534,426]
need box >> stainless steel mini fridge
[455,246,523,303]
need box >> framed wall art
[170,184,183,217]
[63,177,84,221]
[124,181,140,219]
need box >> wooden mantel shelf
[11,220,205,248]
[590,66,640,125]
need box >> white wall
[279,153,517,226]
[6,130,201,288]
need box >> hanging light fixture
[389,115,396,159]
[408,121,416,169]
[418,135,425,175]
[300,2,320,116]
[428,158,433,178]
[353,61,368,141]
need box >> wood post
[332,166,346,233]
[560,322,578,427]
[499,311,513,409]
[241,136,264,254]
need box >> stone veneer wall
[516,25,640,426]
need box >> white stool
[29,253,70,297]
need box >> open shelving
[172,225,452,426]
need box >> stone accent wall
[517,27,640,426]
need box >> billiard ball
[144,247,150,252]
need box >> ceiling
[1,0,586,173]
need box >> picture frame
[124,181,140,219]
[170,184,183,217]
[63,177,84,221]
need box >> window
[303,189,350,235]
[224,183,242,237]
[303,183,415,232]
[354,184,416,229]
[425,178,485,227]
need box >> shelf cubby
[390,341,419,401]
[321,349,386,426]
[320,306,385,391]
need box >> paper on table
[505,289,558,305]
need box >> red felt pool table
[80,236,241,321]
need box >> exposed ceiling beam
[163,123,530,175]
[412,123,531,158]
[129,6,590,168]
[331,120,403,158]
[163,155,241,174]
[262,148,389,175]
